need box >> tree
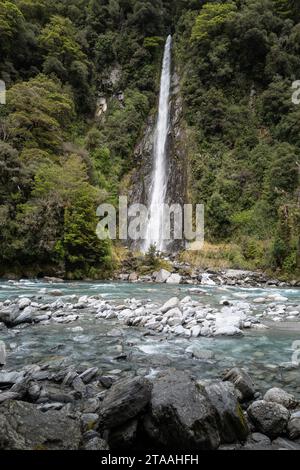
[191,2,237,42]
[5,74,74,152]
[0,1,25,55]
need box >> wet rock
[81,398,100,414]
[0,400,81,450]
[107,418,138,450]
[185,346,215,361]
[204,381,249,444]
[0,391,21,403]
[214,326,244,337]
[79,368,99,384]
[43,277,64,283]
[128,273,139,282]
[27,382,41,401]
[242,432,272,450]
[18,298,31,310]
[99,376,114,389]
[0,308,18,325]
[72,376,87,394]
[247,400,290,439]
[287,411,300,440]
[83,436,109,451]
[0,371,24,386]
[81,413,99,432]
[49,290,63,297]
[155,269,171,283]
[223,368,255,401]
[144,370,220,450]
[99,377,152,429]
[37,403,64,412]
[160,297,179,313]
[191,326,201,338]
[14,307,33,325]
[166,274,182,284]
[272,437,300,450]
[0,341,6,366]
[264,388,298,410]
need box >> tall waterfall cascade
[142,35,172,253]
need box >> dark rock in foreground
[0,365,299,451]
[99,377,152,429]
[144,371,221,450]
[0,400,81,450]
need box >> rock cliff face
[127,67,188,252]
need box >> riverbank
[0,279,299,450]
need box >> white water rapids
[143,35,172,253]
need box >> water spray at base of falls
[142,35,172,253]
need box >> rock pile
[0,364,299,451]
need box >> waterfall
[143,35,172,253]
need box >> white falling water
[143,35,172,253]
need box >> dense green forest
[0,0,299,279]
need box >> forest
[0,0,299,279]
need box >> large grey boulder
[155,269,171,283]
[107,419,138,450]
[247,400,290,439]
[0,308,19,326]
[13,307,33,325]
[214,326,244,337]
[287,411,300,440]
[144,371,220,450]
[99,377,152,429]
[0,400,82,450]
[242,432,272,450]
[160,297,179,313]
[18,298,31,310]
[264,388,297,410]
[223,368,255,401]
[0,371,24,386]
[204,381,249,443]
[166,274,182,285]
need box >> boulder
[49,290,63,297]
[81,413,99,432]
[223,368,255,401]
[185,346,215,361]
[13,307,33,325]
[263,388,297,410]
[287,411,300,440]
[242,432,272,450]
[144,371,220,450]
[99,377,152,429]
[0,371,24,386]
[214,326,244,337]
[107,419,138,450]
[204,381,249,443]
[166,274,182,285]
[160,297,179,314]
[191,326,201,338]
[0,342,6,366]
[155,269,171,283]
[0,400,81,450]
[272,437,300,450]
[247,400,290,439]
[0,391,21,403]
[83,436,109,451]
[18,298,31,310]
[79,367,99,384]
